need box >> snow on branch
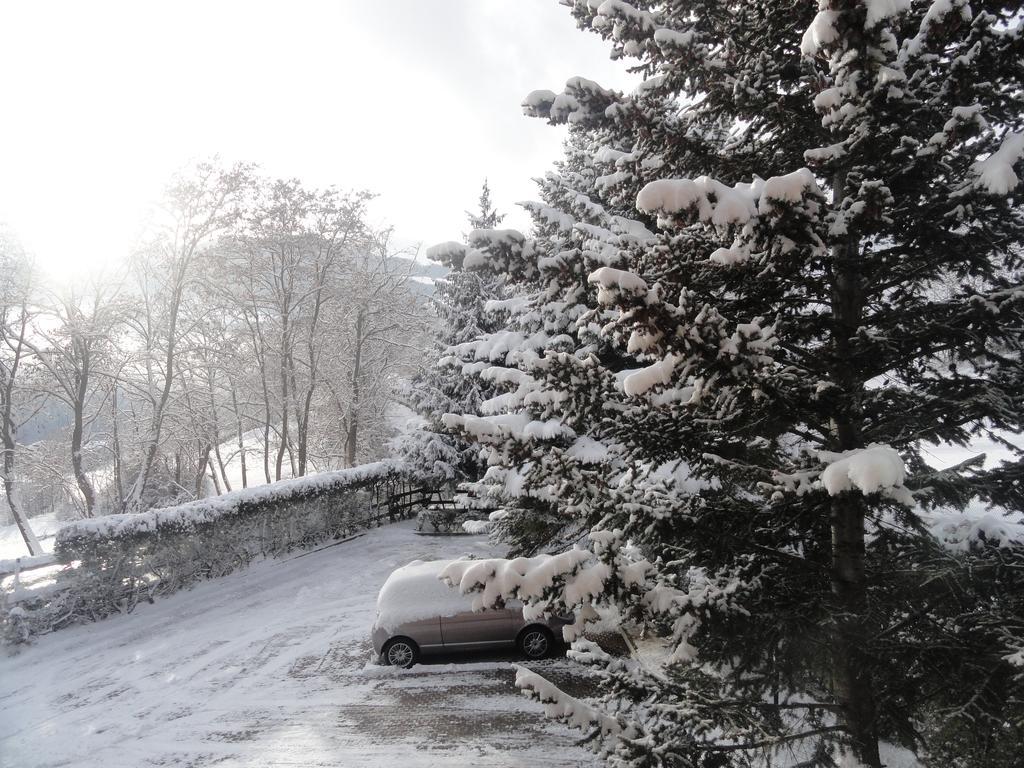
[522,76,618,125]
[800,10,841,57]
[468,228,526,249]
[653,26,697,50]
[587,266,649,305]
[592,0,659,34]
[440,549,602,617]
[442,413,576,444]
[440,527,754,666]
[565,436,614,465]
[801,1,911,57]
[899,0,973,65]
[759,169,823,211]
[818,444,914,505]
[863,0,911,29]
[621,354,680,397]
[637,170,822,225]
[424,240,473,269]
[636,177,761,225]
[514,664,633,738]
[973,132,1024,195]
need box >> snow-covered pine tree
[437,125,672,555]
[397,182,508,486]
[466,178,503,232]
[436,2,1024,766]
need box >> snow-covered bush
[2,461,407,643]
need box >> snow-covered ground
[0,512,65,560]
[0,520,598,768]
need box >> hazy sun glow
[0,0,635,282]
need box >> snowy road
[0,521,598,767]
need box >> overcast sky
[0,1,635,281]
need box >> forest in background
[0,160,433,551]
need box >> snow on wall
[57,460,403,545]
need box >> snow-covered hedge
[2,461,408,643]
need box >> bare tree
[29,279,127,516]
[121,160,253,513]
[222,179,372,478]
[329,233,429,467]
[0,231,43,554]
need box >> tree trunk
[111,385,125,509]
[275,317,290,482]
[828,169,881,768]
[273,249,294,483]
[0,362,38,555]
[69,354,96,516]
[213,441,231,493]
[125,264,186,513]
[209,465,222,495]
[297,380,315,476]
[2,450,41,556]
[830,494,880,767]
[345,309,365,468]
[285,351,302,477]
[262,422,272,484]
[230,386,247,489]
[207,368,232,492]
[0,309,42,554]
[195,443,211,499]
[245,311,273,484]
[276,406,289,480]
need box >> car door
[505,599,527,634]
[399,616,444,651]
[440,606,516,650]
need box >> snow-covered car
[371,559,571,668]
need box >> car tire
[382,637,419,668]
[517,626,554,660]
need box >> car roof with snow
[374,559,474,630]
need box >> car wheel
[382,637,419,668]
[518,626,553,660]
